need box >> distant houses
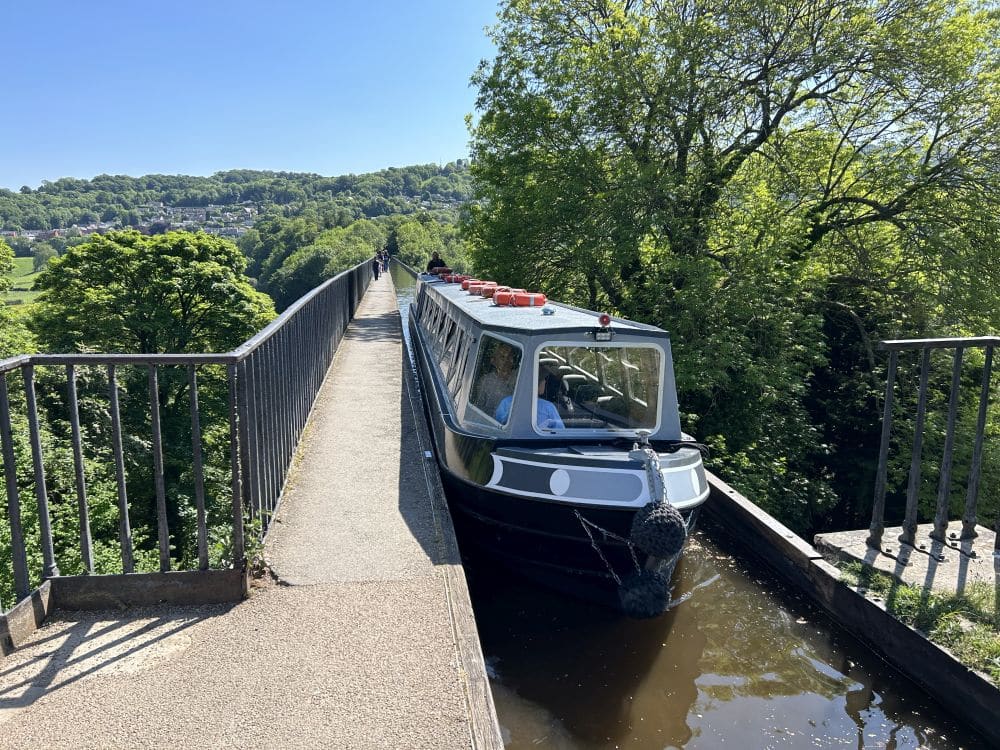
[2,202,258,243]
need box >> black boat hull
[441,467,683,609]
[407,298,698,615]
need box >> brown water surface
[465,532,983,750]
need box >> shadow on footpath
[0,603,231,716]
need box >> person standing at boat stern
[426,251,447,272]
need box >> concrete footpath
[0,274,502,749]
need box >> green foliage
[392,216,472,274]
[0,242,34,358]
[31,230,275,354]
[0,239,12,294]
[31,243,57,272]
[468,0,1000,534]
[266,219,388,309]
[2,231,277,606]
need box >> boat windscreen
[535,345,662,431]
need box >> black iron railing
[0,260,373,612]
[868,336,998,553]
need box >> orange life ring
[513,292,547,307]
[481,284,501,298]
[468,282,486,294]
[461,278,480,291]
[493,289,539,306]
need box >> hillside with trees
[0,162,471,232]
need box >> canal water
[390,264,983,750]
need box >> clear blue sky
[0,1,498,190]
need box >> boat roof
[418,274,667,338]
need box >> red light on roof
[598,313,612,327]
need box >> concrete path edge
[397,312,504,750]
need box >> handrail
[880,336,1000,351]
[1,258,375,613]
[0,264,366,375]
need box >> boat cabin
[413,275,684,442]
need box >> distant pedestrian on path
[426,251,447,273]
[372,255,381,280]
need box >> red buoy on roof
[493,290,546,306]
[514,292,547,307]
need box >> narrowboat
[407,271,710,617]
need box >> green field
[5,256,43,304]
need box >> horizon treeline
[0,161,472,232]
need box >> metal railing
[868,336,998,554]
[1,260,372,612]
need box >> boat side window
[423,300,437,335]
[468,336,522,426]
[439,316,457,376]
[428,304,446,355]
[534,344,662,431]
[447,330,472,400]
[432,304,444,337]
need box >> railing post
[245,355,263,521]
[227,363,245,568]
[899,349,930,547]
[66,364,94,573]
[188,365,209,570]
[23,365,59,578]
[961,345,992,539]
[931,347,964,542]
[0,373,30,600]
[867,350,898,549]
[236,358,255,526]
[148,365,170,572]
[107,365,134,573]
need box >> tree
[0,238,12,291]
[467,0,1000,532]
[32,242,57,272]
[26,231,277,573]
[393,217,471,272]
[0,238,32,355]
[31,230,275,354]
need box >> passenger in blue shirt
[494,370,565,429]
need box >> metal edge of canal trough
[702,472,1000,748]
[398,300,506,750]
